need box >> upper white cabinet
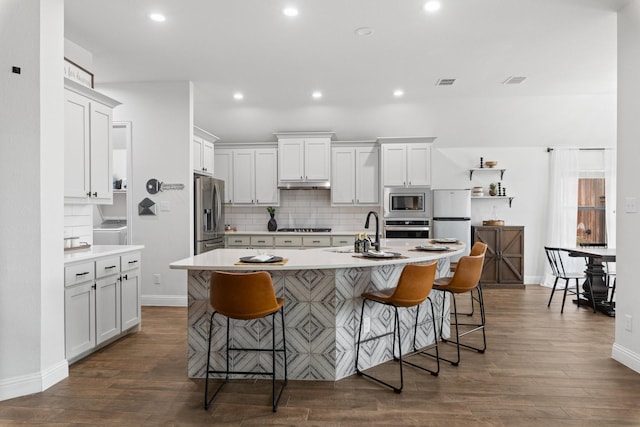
[193,127,219,176]
[379,138,434,187]
[214,148,233,203]
[331,144,379,205]
[64,79,121,204]
[275,132,334,187]
[216,145,278,205]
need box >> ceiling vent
[502,76,527,85]
[436,78,456,86]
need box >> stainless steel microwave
[383,187,432,219]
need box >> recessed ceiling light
[283,7,299,17]
[393,89,404,97]
[233,92,244,100]
[354,27,374,37]
[423,1,441,13]
[149,13,166,22]
[312,91,323,99]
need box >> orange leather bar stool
[355,262,439,393]
[204,271,287,412]
[432,245,487,366]
[459,242,489,317]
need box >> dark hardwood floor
[1,286,640,426]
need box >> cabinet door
[202,139,215,175]
[498,227,524,284]
[254,148,279,205]
[355,147,379,204]
[64,90,90,201]
[406,143,431,186]
[232,150,255,204]
[89,102,113,203]
[214,149,233,203]
[331,147,355,204]
[65,282,96,360]
[304,138,331,181]
[193,136,203,173]
[121,269,141,330]
[382,144,408,186]
[473,226,499,283]
[95,275,121,345]
[278,139,304,181]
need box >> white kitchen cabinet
[214,148,233,203]
[64,248,142,363]
[64,79,120,204]
[276,133,333,185]
[120,251,142,330]
[193,127,218,175]
[64,261,96,360]
[381,143,432,187]
[331,145,379,205]
[219,146,278,206]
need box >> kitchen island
[170,239,464,381]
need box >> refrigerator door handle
[213,183,222,234]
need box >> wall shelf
[469,168,506,180]
[471,195,514,207]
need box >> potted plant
[489,183,497,196]
[267,206,277,231]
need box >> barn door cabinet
[472,225,524,287]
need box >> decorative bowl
[485,161,498,168]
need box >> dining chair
[355,262,439,393]
[544,246,585,313]
[204,271,287,412]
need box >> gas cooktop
[277,228,332,232]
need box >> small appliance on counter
[93,220,128,245]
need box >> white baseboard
[142,294,188,307]
[0,359,68,402]
[612,343,640,374]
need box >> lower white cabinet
[64,249,142,362]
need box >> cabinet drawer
[227,235,251,246]
[250,236,274,247]
[65,261,95,286]
[121,251,141,272]
[96,256,121,278]
[274,236,303,247]
[303,236,331,247]
[332,235,354,247]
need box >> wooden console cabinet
[472,225,524,287]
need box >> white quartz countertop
[64,244,144,264]
[225,230,360,236]
[170,239,464,271]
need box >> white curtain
[604,148,617,249]
[543,148,581,286]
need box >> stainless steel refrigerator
[432,189,471,262]
[194,176,225,254]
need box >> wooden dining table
[560,246,616,316]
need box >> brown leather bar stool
[432,246,487,366]
[355,262,439,393]
[204,271,287,412]
[459,241,489,316]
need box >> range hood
[278,181,331,190]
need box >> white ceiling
[64,0,627,142]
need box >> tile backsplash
[64,204,93,245]
[225,190,379,232]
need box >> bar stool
[432,248,486,366]
[355,262,439,393]
[459,242,489,316]
[204,271,287,412]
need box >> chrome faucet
[364,211,380,251]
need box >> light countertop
[64,244,144,264]
[170,239,464,271]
